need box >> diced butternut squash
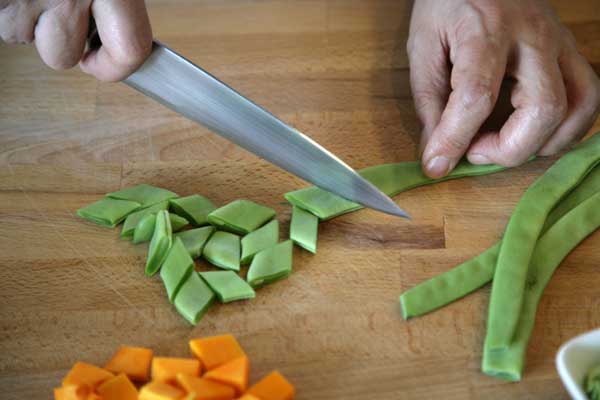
[96,374,138,400]
[152,357,201,384]
[87,393,103,400]
[139,381,185,400]
[104,346,153,382]
[61,385,91,400]
[189,334,245,371]
[247,371,295,400]
[204,356,249,395]
[62,362,114,388]
[235,395,261,400]
[175,374,235,400]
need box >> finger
[34,0,90,69]
[467,46,568,166]
[79,0,152,82]
[537,50,600,155]
[0,2,42,44]
[422,37,508,178]
[407,30,450,156]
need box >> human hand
[408,0,600,178]
[0,0,152,81]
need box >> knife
[124,41,409,218]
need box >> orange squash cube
[104,346,153,381]
[96,374,138,400]
[62,362,114,388]
[152,357,201,384]
[189,334,245,371]
[175,374,235,400]
[139,381,185,400]
[204,356,249,395]
[247,371,295,400]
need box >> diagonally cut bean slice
[208,200,275,235]
[487,132,600,350]
[203,231,241,271]
[247,240,293,288]
[174,272,215,325]
[240,220,278,264]
[77,198,141,228]
[107,184,178,207]
[399,164,600,319]
[121,201,169,238]
[160,238,195,303]
[169,195,216,226]
[174,227,215,259]
[285,160,508,220]
[133,213,189,245]
[290,206,318,253]
[145,210,173,277]
[200,271,256,303]
[482,192,600,381]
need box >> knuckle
[439,133,471,153]
[581,78,600,116]
[459,81,496,112]
[529,97,567,125]
[112,41,152,69]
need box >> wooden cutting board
[1,1,599,399]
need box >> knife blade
[124,41,409,218]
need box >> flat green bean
[107,184,177,207]
[77,198,141,228]
[200,271,255,303]
[208,199,276,235]
[160,237,195,303]
[121,201,168,238]
[285,160,507,220]
[202,231,241,271]
[132,212,189,244]
[247,240,293,288]
[586,365,600,400]
[145,210,172,276]
[240,219,279,264]
[289,206,318,253]
[399,165,600,319]
[487,132,600,350]
[174,272,215,325]
[169,194,216,226]
[173,226,215,259]
[482,192,600,381]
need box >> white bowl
[556,328,600,400]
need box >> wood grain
[0,1,599,399]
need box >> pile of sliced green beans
[587,365,600,400]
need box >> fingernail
[469,154,491,165]
[425,156,450,178]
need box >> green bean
[487,133,600,350]
[247,240,293,288]
[169,194,216,226]
[240,219,279,264]
[399,165,600,319]
[77,198,141,228]
[173,226,215,259]
[145,210,172,277]
[482,192,600,381]
[285,160,507,220]
[107,184,177,207]
[132,213,189,244]
[121,201,169,238]
[202,231,241,271]
[208,199,276,235]
[200,271,256,303]
[174,272,215,325]
[587,365,600,400]
[289,206,318,253]
[160,237,194,303]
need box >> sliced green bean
[77,198,141,228]
[174,272,215,325]
[173,226,215,259]
[240,219,279,264]
[145,210,172,276]
[487,133,600,350]
[399,164,600,319]
[285,160,508,220]
[121,201,169,238]
[290,206,318,253]
[482,192,600,381]
[247,240,293,288]
[169,194,216,226]
[586,365,600,400]
[202,231,241,271]
[208,199,276,235]
[200,271,256,302]
[132,213,188,244]
[160,237,195,303]
[107,184,177,207]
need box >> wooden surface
[1,1,599,398]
